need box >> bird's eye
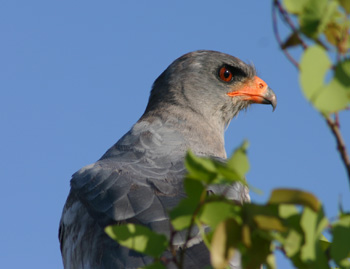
[219,66,233,82]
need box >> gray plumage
[59,50,276,268]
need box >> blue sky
[1,1,349,268]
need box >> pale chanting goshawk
[59,50,277,269]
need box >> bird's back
[59,120,223,268]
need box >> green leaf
[184,178,205,200]
[242,230,273,269]
[210,219,240,269]
[334,60,350,91]
[199,201,241,229]
[300,208,318,261]
[243,203,281,225]
[170,198,198,231]
[300,45,331,101]
[213,163,245,185]
[283,0,308,15]
[278,204,299,219]
[227,140,250,179]
[242,224,252,247]
[338,0,350,14]
[185,151,217,184]
[300,208,329,268]
[253,215,287,232]
[316,213,329,238]
[318,1,339,36]
[105,224,168,257]
[284,229,303,257]
[282,32,303,49]
[142,261,166,269]
[299,0,328,38]
[170,177,206,231]
[330,214,350,268]
[301,47,350,113]
[313,60,350,113]
[324,22,341,46]
[323,10,347,47]
[340,31,350,54]
[265,253,277,269]
[314,82,349,113]
[319,234,331,252]
[268,188,321,212]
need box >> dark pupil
[224,70,230,78]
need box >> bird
[59,50,277,269]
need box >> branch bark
[325,116,350,188]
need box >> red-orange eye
[219,66,233,82]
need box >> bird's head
[144,50,276,129]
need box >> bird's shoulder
[70,144,187,227]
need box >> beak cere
[227,76,277,111]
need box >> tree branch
[274,0,308,50]
[325,115,350,187]
[272,2,300,69]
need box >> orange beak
[227,76,277,111]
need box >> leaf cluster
[105,144,350,268]
[281,0,350,114]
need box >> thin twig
[275,0,308,50]
[178,193,207,268]
[335,113,340,128]
[178,212,196,268]
[272,2,300,69]
[325,116,350,187]
[168,226,181,267]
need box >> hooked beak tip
[264,87,277,112]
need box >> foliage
[280,0,350,113]
[274,0,350,181]
[105,1,350,268]
[106,144,350,268]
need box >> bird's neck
[101,108,227,162]
[136,106,227,159]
